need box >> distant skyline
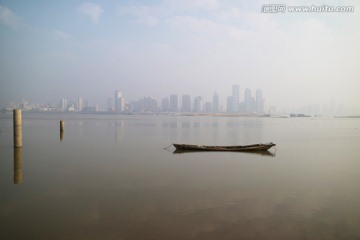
[1,0,359,111]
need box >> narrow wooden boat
[173,142,276,152]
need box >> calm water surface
[0,113,360,240]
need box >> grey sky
[0,0,359,110]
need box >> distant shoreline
[334,116,360,118]
[1,110,360,118]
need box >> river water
[0,113,359,239]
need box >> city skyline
[1,1,359,112]
[3,84,358,116]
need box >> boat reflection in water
[172,149,276,156]
[14,148,23,184]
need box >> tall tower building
[232,85,239,112]
[170,94,178,112]
[181,94,191,112]
[161,97,170,112]
[244,88,251,113]
[193,96,203,112]
[256,89,264,114]
[77,97,83,111]
[60,98,67,111]
[108,98,114,112]
[227,96,233,113]
[212,92,219,112]
[205,102,212,113]
[114,90,125,113]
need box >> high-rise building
[212,92,219,112]
[131,97,158,113]
[205,102,212,113]
[142,97,158,112]
[108,98,114,112]
[256,89,264,113]
[232,85,239,112]
[193,96,203,112]
[227,96,233,113]
[244,88,251,113]
[114,90,125,113]
[77,97,83,111]
[181,94,191,112]
[60,98,67,111]
[161,97,170,112]
[170,94,178,112]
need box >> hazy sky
[0,0,359,109]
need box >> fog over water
[0,0,360,112]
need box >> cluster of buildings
[227,86,265,114]
[108,85,265,114]
[57,97,99,112]
[2,97,93,113]
[3,87,359,116]
[2,85,266,115]
[59,97,83,112]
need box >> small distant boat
[173,142,276,152]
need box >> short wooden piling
[14,148,23,184]
[60,120,64,131]
[13,109,22,148]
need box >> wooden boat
[173,142,276,152]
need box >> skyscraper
[77,97,83,111]
[193,96,203,112]
[212,92,219,112]
[227,96,233,113]
[170,94,178,112]
[60,98,67,111]
[132,96,158,113]
[114,90,125,113]
[205,102,212,113]
[108,98,114,112]
[181,94,191,112]
[161,97,169,112]
[256,89,264,113]
[244,88,251,113]
[232,85,239,112]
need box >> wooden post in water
[14,148,23,184]
[60,120,64,131]
[13,109,22,148]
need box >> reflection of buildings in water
[60,130,64,141]
[211,121,220,144]
[180,120,192,141]
[14,148,22,184]
[226,118,264,144]
[169,120,179,140]
[181,121,191,128]
[114,120,125,142]
[170,122,177,128]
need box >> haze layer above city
[0,0,359,114]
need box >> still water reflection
[60,130,64,141]
[13,148,22,184]
[0,114,360,239]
